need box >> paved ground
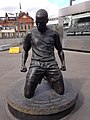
[0,49,90,120]
[0,38,23,46]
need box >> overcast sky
[0,0,88,19]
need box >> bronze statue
[21,9,66,99]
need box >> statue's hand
[60,65,66,71]
[20,65,27,72]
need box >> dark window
[28,24,30,29]
[20,23,23,29]
[25,24,26,30]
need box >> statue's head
[36,9,48,33]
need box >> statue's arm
[58,50,66,71]
[55,33,66,71]
[21,34,31,72]
[21,50,28,72]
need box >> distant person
[21,9,66,99]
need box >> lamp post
[70,0,76,6]
[16,13,19,37]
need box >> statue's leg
[24,81,38,98]
[46,61,64,95]
[51,78,64,95]
[24,66,45,99]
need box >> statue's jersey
[23,27,62,62]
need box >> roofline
[59,1,90,17]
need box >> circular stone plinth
[6,79,78,120]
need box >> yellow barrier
[9,47,21,54]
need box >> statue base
[6,79,78,120]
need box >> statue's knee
[24,90,34,99]
[57,86,64,95]
[24,81,38,99]
[52,80,64,95]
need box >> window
[20,23,23,30]
[24,24,26,30]
[28,24,30,29]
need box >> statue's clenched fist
[20,65,27,72]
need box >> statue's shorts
[26,60,63,84]
[24,60,64,98]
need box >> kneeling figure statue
[21,9,66,99]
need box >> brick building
[0,12,34,38]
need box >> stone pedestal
[6,79,78,120]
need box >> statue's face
[36,9,48,33]
[36,20,46,33]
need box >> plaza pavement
[0,49,90,120]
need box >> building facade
[0,12,34,38]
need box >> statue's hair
[36,9,48,19]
